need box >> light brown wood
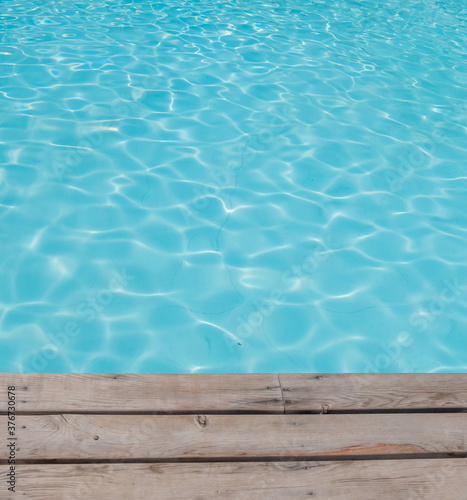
[2,374,467,498]
[0,374,283,414]
[279,373,467,412]
[3,413,466,460]
[4,373,466,415]
[1,459,465,499]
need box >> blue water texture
[0,0,466,373]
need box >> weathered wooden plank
[5,373,466,415]
[279,373,467,413]
[3,413,466,460]
[0,374,283,414]
[1,459,465,499]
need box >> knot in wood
[196,415,208,428]
[320,404,330,414]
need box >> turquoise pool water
[1,0,466,373]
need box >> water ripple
[1,0,466,373]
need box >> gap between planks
[4,454,467,466]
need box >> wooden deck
[1,373,466,498]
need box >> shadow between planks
[1,373,466,499]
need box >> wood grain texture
[0,374,283,414]
[4,373,466,414]
[279,373,467,412]
[1,459,465,499]
[2,374,467,498]
[3,413,466,460]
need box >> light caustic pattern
[0,0,466,373]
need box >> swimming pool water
[1,0,466,373]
